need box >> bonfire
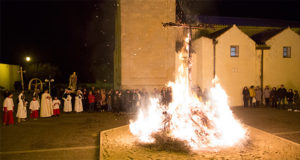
[129,32,247,151]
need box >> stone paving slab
[100,125,300,160]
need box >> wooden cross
[162,22,215,86]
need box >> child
[52,97,61,116]
[30,97,40,120]
[88,91,95,112]
[16,90,27,123]
[3,93,14,125]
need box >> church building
[114,0,300,106]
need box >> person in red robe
[3,93,14,125]
[30,97,40,120]
[52,97,61,116]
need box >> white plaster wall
[214,25,259,106]
[265,28,300,90]
[192,37,214,90]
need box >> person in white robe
[29,97,40,120]
[52,97,61,116]
[16,91,27,123]
[74,90,83,112]
[63,90,72,112]
[40,90,53,117]
[3,93,15,125]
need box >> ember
[129,32,247,151]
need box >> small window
[283,46,291,58]
[230,46,239,57]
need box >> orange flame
[130,34,247,151]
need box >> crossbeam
[162,22,215,30]
[162,22,215,87]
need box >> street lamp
[25,56,31,62]
[45,78,55,95]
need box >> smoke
[177,0,220,24]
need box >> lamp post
[45,78,55,95]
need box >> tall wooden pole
[187,25,192,88]
[18,66,25,90]
[256,45,270,105]
[162,22,215,88]
[213,39,217,80]
[261,49,264,103]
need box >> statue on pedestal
[68,72,77,91]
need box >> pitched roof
[187,16,300,27]
[250,27,287,44]
[208,26,232,39]
[190,21,300,43]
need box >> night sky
[1,0,300,83]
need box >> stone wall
[116,0,176,89]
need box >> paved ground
[231,107,300,144]
[0,107,300,160]
[0,112,130,160]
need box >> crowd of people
[1,86,175,126]
[3,83,299,126]
[242,84,300,111]
[81,86,174,113]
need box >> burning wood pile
[129,32,247,152]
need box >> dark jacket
[112,93,121,111]
[277,88,287,98]
[294,92,300,104]
[95,93,101,102]
[270,90,278,101]
[242,89,250,100]
[82,92,88,105]
[286,92,294,102]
